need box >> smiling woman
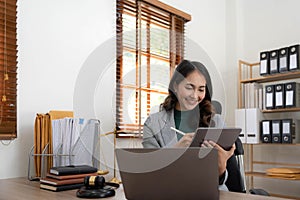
[142,59,243,192]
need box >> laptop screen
[116,147,219,200]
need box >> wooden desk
[0,177,289,200]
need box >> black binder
[270,50,279,74]
[260,51,270,76]
[265,85,275,109]
[275,84,285,109]
[279,47,289,72]
[288,44,300,71]
[281,119,292,144]
[284,82,300,108]
[271,120,281,143]
[261,120,271,143]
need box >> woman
[142,60,241,191]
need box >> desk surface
[0,177,289,200]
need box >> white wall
[0,0,115,179]
[236,0,300,61]
[0,0,230,179]
[5,0,300,179]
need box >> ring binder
[270,50,279,74]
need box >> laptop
[116,147,219,200]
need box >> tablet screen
[190,128,242,150]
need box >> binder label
[275,92,283,106]
[286,90,293,106]
[263,122,270,134]
[266,93,273,107]
[279,57,287,69]
[290,54,297,69]
[260,60,267,73]
[270,59,277,71]
[282,122,290,134]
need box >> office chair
[234,139,270,196]
[211,100,222,115]
[212,100,269,196]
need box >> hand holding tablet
[190,128,242,150]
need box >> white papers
[51,118,99,167]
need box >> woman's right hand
[174,133,194,148]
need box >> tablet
[190,128,242,150]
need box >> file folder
[271,120,281,143]
[246,108,262,144]
[260,51,270,76]
[295,120,300,143]
[265,84,275,109]
[235,109,246,143]
[261,120,271,143]
[285,82,300,108]
[275,84,285,109]
[281,119,292,144]
[279,47,289,72]
[288,44,300,71]
[270,50,279,74]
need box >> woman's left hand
[202,140,235,176]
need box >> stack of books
[40,165,98,192]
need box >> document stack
[28,111,101,181]
[266,167,300,180]
[40,165,98,192]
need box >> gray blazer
[142,109,229,191]
[142,109,225,148]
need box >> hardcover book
[40,183,83,192]
[46,172,98,180]
[49,165,97,175]
[40,177,84,186]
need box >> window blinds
[116,0,190,136]
[0,0,17,139]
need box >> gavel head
[83,176,105,189]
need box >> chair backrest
[211,100,222,114]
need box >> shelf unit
[238,60,300,199]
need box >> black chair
[212,100,269,195]
[234,139,270,196]
[211,100,222,115]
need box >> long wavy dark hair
[161,60,215,127]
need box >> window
[0,0,17,140]
[116,0,190,136]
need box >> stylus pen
[170,127,186,136]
